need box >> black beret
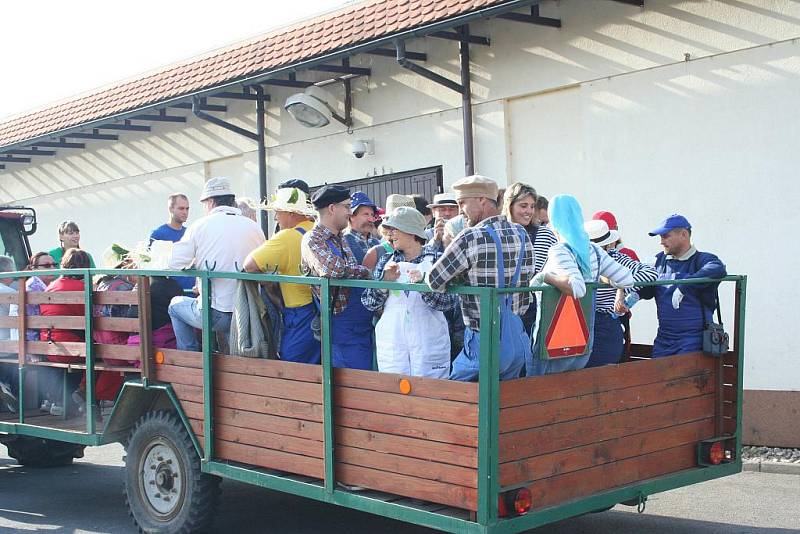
[278,178,310,195]
[311,185,350,209]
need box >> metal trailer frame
[0,268,747,533]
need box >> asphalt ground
[1,443,798,533]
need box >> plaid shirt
[427,215,535,330]
[301,223,371,315]
[361,246,458,312]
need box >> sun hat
[199,177,234,201]
[311,185,350,209]
[584,219,620,248]
[381,207,428,240]
[383,194,415,217]
[350,191,377,214]
[427,193,458,208]
[452,175,499,201]
[261,187,315,216]
[649,214,692,236]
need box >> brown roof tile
[0,0,514,149]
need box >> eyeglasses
[35,262,57,268]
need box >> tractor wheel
[3,436,85,467]
[124,410,220,533]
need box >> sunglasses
[35,262,58,268]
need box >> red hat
[592,210,618,231]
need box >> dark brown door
[312,166,443,207]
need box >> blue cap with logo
[649,214,692,236]
[350,191,377,214]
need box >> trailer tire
[124,410,220,534]
[3,436,85,467]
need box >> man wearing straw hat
[244,187,320,364]
[427,175,535,381]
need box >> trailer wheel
[124,410,220,534]
[3,436,85,467]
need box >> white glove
[671,287,684,309]
[530,272,546,288]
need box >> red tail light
[709,441,725,465]
[498,488,532,517]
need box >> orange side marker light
[399,378,412,395]
[154,351,165,365]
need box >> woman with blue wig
[529,195,634,375]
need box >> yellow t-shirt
[249,220,314,308]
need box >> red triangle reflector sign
[545,294,590,358]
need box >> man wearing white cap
[244,187,319,364]
[168,177,265,351]
[425,193,459,253]
[427,175,535,381]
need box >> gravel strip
[741,446,800,464]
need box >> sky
[0,0,350,120]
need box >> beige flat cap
[452,175,499,201]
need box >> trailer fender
[101,382,201,455]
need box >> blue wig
[549,194,591,278]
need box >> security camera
[351,140,369,159]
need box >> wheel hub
[140,442,183,517]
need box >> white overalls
[374,287,450,378]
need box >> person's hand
[433,218,445,242]
[383,262,400,282]
[530,272,546,288]
[671,287,684,309]
[191,285,200,296]
[407,269,423,283]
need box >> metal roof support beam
[260,78,314,88]
[309,64,372,76]
[212,91,272,101]
[32,139,86,149]
[2,148,57,156]
[431,31,490,45]
[191,97,258,141]
[612,0,644,5]
[395,40,463,94]
[170,102,228,112]
[64,130,119,140]
[98,120,151,132]
[132,109,187,123]
[0,156,32,163]
[369,48,427,62]
[497,4,561,27]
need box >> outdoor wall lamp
[284,86,349,128]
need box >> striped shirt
[540,242,634,298]
[529,224,558,275]
[427,215,535,330]
[595,249,658,313]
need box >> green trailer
[0,267,746,533]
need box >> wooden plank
[336,464,477,511]
[95,317,140,332]
[0,316,135,331]
[182,402,324,441]
[499,393,715,463]
[28,361,140,372]
[171,383,324,422]
[215,440,324,478]
[336,446,477,488]
[137,276,154,381]
[334,386,478,426]
[158,349,322,383]
[154,365,323,403]
[500,352,712,408]
[499,418,715,487]
[499,371,715,433]
[215,423,324,458]
[336,407,478,447]
[0,340,16,353]
[22,341,140,359]
[529,443,698,510]
[334,367,478,403]
[27,291,84,305]
[94,291,139,305]
[0,292,18,304]
[336,426,478,469]
[17,280,26,366]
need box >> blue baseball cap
[350,191,377,214]
[649,214,692,236]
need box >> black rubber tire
[3,436,85,467]
[124,410,220,534]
